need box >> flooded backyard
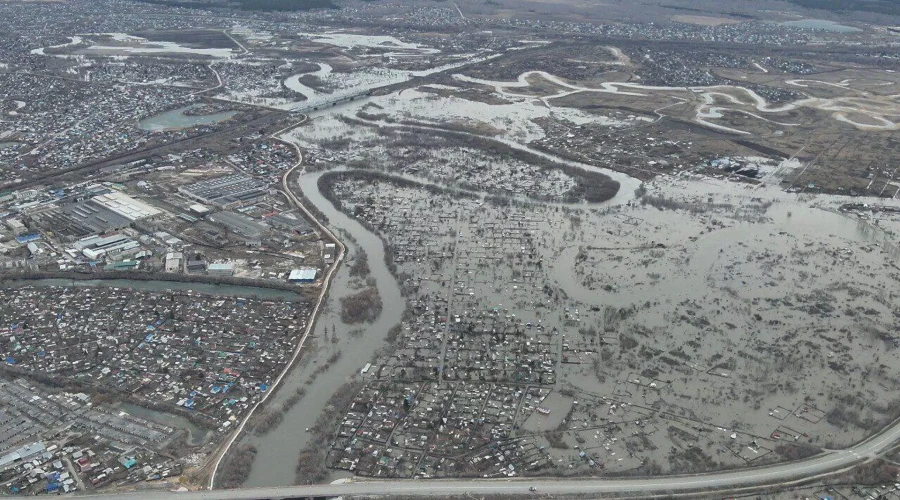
[241,62,900,481]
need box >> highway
[82,401,900,498]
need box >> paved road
[77,413,900,498]
[205,117,350,490]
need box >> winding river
[239,170,404,487]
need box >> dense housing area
[3,0,900,498]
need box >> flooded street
[259,68,900,480]
[241,170,404,487]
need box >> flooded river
[551,180,886,311]
[138,104,237,132]
[283,62,333,100]
[240,170,404,487]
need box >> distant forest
[789,0,900,16]
[134,0,337,11]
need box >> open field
[672,15,744,26]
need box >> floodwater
[551,193,880,311]
[138,104,237,132]
[297,32,440,56]
[281,53,500,112]
[240,170,404,487]
[30,36,83,56]
[117,401,211,446]
[780,19,861,33]
[357,118,641,206]
[454,68,899,132]
[86,34,235,58]
[4,278,300,300]
[283,62,333,100]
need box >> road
[84,360,900,498]
[3,110,288,191]
[205,116,348,490]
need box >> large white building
[90,192,161,221]
[165,252,183,272]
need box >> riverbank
[234,165,405,488]
[207,115,353,488]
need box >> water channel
[2,278,300,300]
[780,19,861,33]
[240,170,404,487]
[117,402,211,447]
[138,104,238,132]
[283,62,333,101]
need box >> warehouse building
[90,192,161,221]
[208,262,235,276]
[208,211,269,246]
[178,174,268,209]
[265,212,314,236]
[53,202,132,236]
[43,192,161,238]
[164,252,183,273]
[73,233,140,260]
[288,268,318,283]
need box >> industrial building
[189,204,210,215]
[73,233,140,260]
[186,260,207,273]
[26,242,41,257]
[288,268,318,283]
[164,252,183,272]
[104,260,140,271]
[265,212,314,236]
[207,262,235,276]
[208,211,269,246]
[4,217,26,235]
[178,174,268,209]
[53,201,132,236]
[42,192,162,238]
[0,442,47,471]
[90,192,161,221]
